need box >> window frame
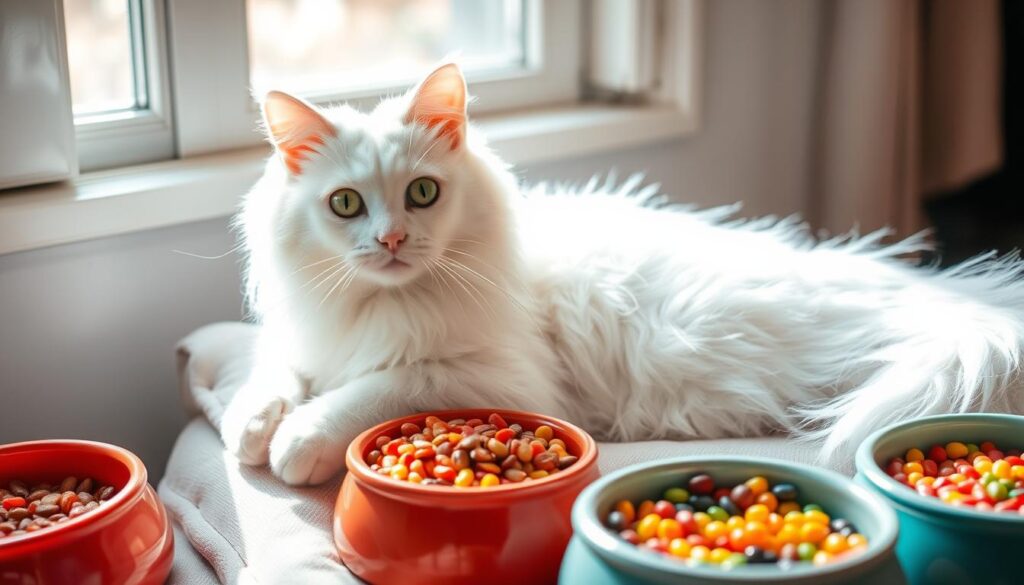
[167,0,582,157]
[73,0,175,172]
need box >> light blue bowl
[560,456,906,584]
[855,413,1024,585]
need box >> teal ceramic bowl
[560,456,906,585]
[855,413,1024,585]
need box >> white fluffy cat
[221,63,1024,485]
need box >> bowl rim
[571,455,900,582]
[855,412,1024,525]
[344,408,598,502]
[0,439,148,558]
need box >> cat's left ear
[262,90,336,175]
[404,63,467,150]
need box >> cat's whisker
[292,253,347,275]
[318,265,358,308]
[427,259,469,316]
[434,257,498,320]
[411,133,445,171]
[433,258,492,320]
[438,254,536,320]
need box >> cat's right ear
[262,91,336,175]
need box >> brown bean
[41,493,60,506]
[96,486,114,501]
[68,505,87,519]
[9,481,28,498]
[0,508,6,521]
[400,422,420,437]
[473,424,496,435]
[374,436,390,448]
[18,518,31,530]
[515,440,532,462]
[457,434,483,450]
[7,508,29,522]
[557,455,579,469]
[84,501,99,511]
[435,442,454,457]
[487,438,509,458]
[470,447,494,463]
[48,514,66,523]
[452,449,471,470]
[500,455,520,470]
[76,478,94,493]
[446,418,466,427]
[27,490,49,502]
[0,521,15,534]
[503,469,526,482]
[32,518,51,528]
[366,449,382,466]
[58,477,77,493]
[33,504,60,518]
[477,462,502,475]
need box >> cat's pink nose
[377,229,407,254]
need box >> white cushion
[161,322,836,584]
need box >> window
[246,0,527,100]
[169,0,581,156]
[65,0,174,171]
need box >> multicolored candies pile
[883,440,1024,513]
[366,413,578,487]
[605,473,868,569]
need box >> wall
[0,0,823,482]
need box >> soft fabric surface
[162,322,839,584]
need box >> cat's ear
[262,91,336,175]
[404,63,467,150]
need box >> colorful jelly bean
[883,440,1024,513]
[604,472,868,568]
[366,413,577,487]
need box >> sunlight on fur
[220,63,1024,486]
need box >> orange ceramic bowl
[334,409,600,585]
[0,440,173,585]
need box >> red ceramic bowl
[0,440,173,585]
[334,409,600,585]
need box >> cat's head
[254,64,502,291]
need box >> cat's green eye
[329,188,364,218]
[406,177,440,208]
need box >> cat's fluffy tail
[796,248,1024,456]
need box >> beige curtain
[811,0,1003,237]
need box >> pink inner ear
[405,64,467,149]
[263,91,336,174]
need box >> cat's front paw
[268,406,349,485]
[220,392,293,466]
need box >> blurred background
[0,0,1018,478]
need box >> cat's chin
[359,258,422,287]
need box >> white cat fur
[220,65,1024,485]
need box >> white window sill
[0,103,695,256]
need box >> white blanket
[161,322,832,584]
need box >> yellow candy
[535,425,554,441]
[847,533,868,548]
[690,545,711,562]
[703,520,728,541]
[813,550,834,566]
[973,456,993,474]
[1012,465,1024,480]
[945,442,969,458]
[917,476,935,487]
[804,509,831,526]
[658,518,684,541]
[903,461,923,475]
[905,448,924,462]
[745,476,769,496]
[480,473,500,488]
[766,512,784,534]
[694,512,712,530]
[783,511,805,525]
[390,464,409,480]
[800,521,830,543]
[668,538,691,558]
[407,471,423,484]
[637,513,662,540]
[941,490,966,504]
[726,515,746,531]
[528,470,549,480]
[992,460,1012,480]
[745,504,770,524]
[709,547,733,564]
[776,524,801,545]
[948,473,967,483]
[454,467,474,487]
[907,472,924,485]
[822,533,849,554]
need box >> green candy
[797,542,817,561]
[803,503,823,513]
[664,487,690,503]
[706,505,729,522]
[986,481,1009,501]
